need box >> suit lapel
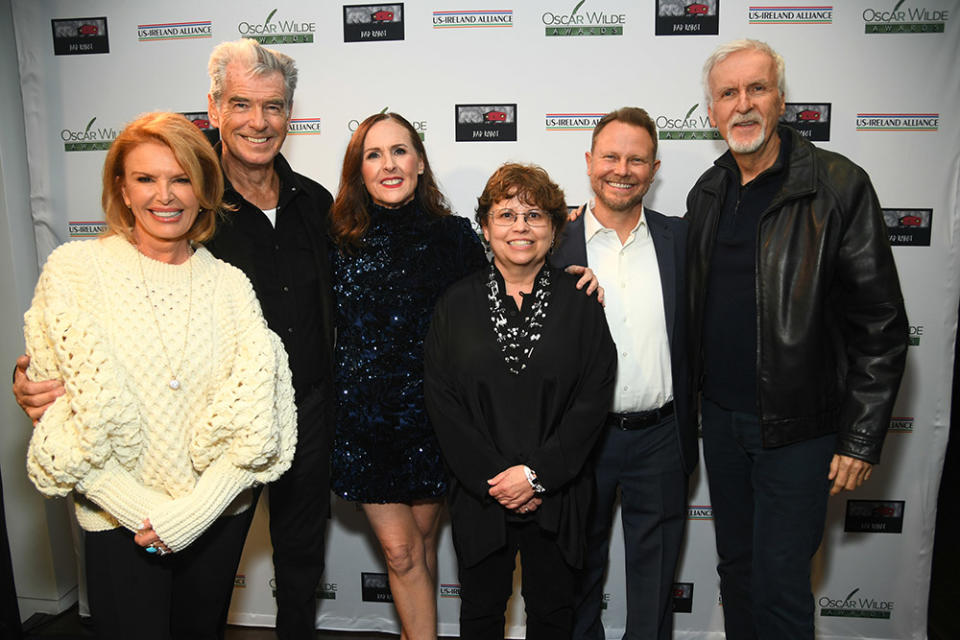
[552,212,589,268]
[647,211,677,342]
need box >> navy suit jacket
[550,207,697,474]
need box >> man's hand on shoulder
[828,454,873,496]
[12,355,64,425]
[564,265,605,306]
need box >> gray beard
[727,122,766,154]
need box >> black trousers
[701,398,835,640]
[267,384,334,639]
[573,416,687,640]
[458,521,576,640]
[85,512,249,640]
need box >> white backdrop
[9,1,959,638]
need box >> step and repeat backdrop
[11,1,959,638]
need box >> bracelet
[523,465,546,494]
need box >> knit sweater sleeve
[24,245,171,531]
[148,266,297,551]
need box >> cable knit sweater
[24,235,297,552]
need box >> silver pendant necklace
[136,247,193,391]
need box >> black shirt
[702,131,791,412]
[424,266,617,568]
[205,150,335,402]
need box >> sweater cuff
[76,459,172,532]
[149,458,256,552]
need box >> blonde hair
[102,112,225,244]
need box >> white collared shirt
[584,202,673,413]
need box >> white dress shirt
[584,202,673,413]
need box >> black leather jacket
[685,126,908,464]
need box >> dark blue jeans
[701,398,835,640]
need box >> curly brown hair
[474,163,568,242]
[330,113,450,250]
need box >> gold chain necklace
[136,247,192,391]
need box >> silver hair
[702,39,786,107]
[207,38,298,111]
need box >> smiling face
[707,48,785,157]
[482,195,555,274]
[586,121,660,216]
[360,118,425,208]
[208,62,289,174]
[120,141,200,261]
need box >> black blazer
[551,207,697,474]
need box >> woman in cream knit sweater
[24,112,296,639]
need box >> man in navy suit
[552,107,696,640]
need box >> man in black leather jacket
[685,39,908,640]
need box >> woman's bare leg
[363,501,443,640]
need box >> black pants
[458,521,576,640]
[573,417,687,640]
[268,384,334,639]
[701,398,835,640]
[85,512,248,640]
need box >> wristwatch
[523,465,546,494]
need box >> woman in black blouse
[424,163,617,640]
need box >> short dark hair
[591,107,658,159]
[475,163,568,243]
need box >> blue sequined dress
[330,200,487,502]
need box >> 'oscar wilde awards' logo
[238,9,316,44]
[656,0,719,36]
[907,324,923,346]
[61,117,117,152]
[344,4,405,42]
[749,5,833,24]
[542,1,625,37]
[657,104,721,140]
[819,588,895,618]
[346,109,427,140]
[862,0,949,33]
[433,9,513,28]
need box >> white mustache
[729,111,762,126]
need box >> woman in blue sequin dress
[328,113,487,639]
